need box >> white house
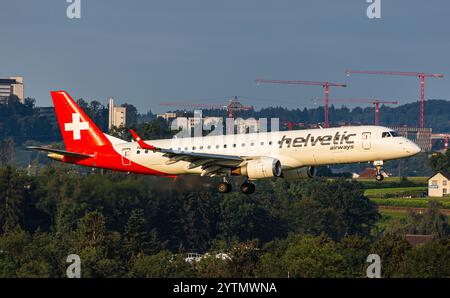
[428,172,450,197]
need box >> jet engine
[282,166,317,179]
[233,157,282,179]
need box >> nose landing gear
[373,160,384,181]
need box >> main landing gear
[373,160,384,181]
[217,178,232,193]
[217,177,256,194]
[240,181,255,195]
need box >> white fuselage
[110,125,421,176]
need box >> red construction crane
[280,120,304,131]
[345,70,444,128]
[255,79,347,128]
[326,98,398,125]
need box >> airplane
[28,91,422,194]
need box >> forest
[0,164,449,278]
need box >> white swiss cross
[64,113,89,140]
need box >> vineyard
[371,198,450,209]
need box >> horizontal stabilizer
[26,146,93,158]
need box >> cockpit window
[382,132,391,138]
[390,131,400,137]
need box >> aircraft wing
[129,129,248,176]
[26,146,94,158]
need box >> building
[0,76,24,104]
[36,107,57,125]
[404,235,434,247]
[428,172,450,197]
[37,107,56,119]
[108,97,126,130]
[156,112,177,121]
[358,168,389,178]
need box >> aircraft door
[362,132,371,150]
[122,148,131,166]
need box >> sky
[1,0,450,113]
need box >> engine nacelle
[282,166,317,180]
[236,157,282,179]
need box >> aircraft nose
[405,141,421,156]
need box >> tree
[195,254,231,278]
[127,251,195,278]
[282,235,346,278]
[121,103,138,127]
[0,166,23,232]
[416,201,450,238]
[219,194,271,243]
[124,209,149,258]
[227,241,260,278]
[76,211,106,249]
[385,201,450,238]
[0,226,29,277]
[399,240,450,278]
[289,179,380,240]
[370,233,412,277]
[428,149,450,173]
[0,138,15,166]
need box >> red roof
[405,234,434,247]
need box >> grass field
[364,186,427,197]
[371,197,450,209]
[356,177,428,184]
[375,210,408,230]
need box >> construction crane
[315,98,398,126]
[160,96,253,118]
[345,70,444,128]
[255,79,347,128]
[160,97,253,135]
[280,120,304,131]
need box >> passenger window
[251,142,254,146]
[224,144,227,148]
[137,150,140,154]
[269,141,273,145]
[145,150,148,154]
[192,147,196,150]
[233,144,236,148]
[260,142,264,146]
[242,143,245,147]
[216,145,219,149]
[200,146,203,150]
[207,145,211,149]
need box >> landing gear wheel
[218,182,232,193]
[240,182,255,194]
[373,160,384,182]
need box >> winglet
[129,129,157,150]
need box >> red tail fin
[51,91,110,152]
